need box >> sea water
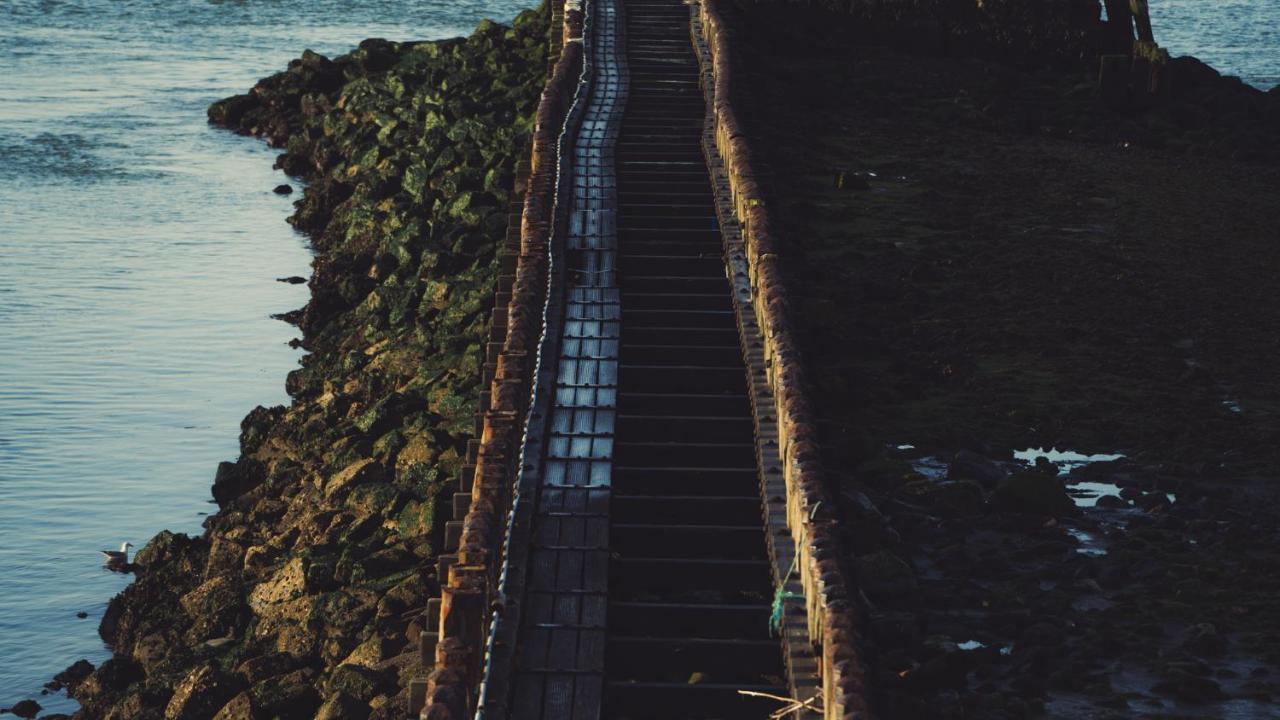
[0,0,531,711]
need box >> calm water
[0,0,531,711]
[1149,0,1280,89]
[0,0,1274,713]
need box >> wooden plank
[549,627,580,670]
[543,675,575,719]
[554,593,582,625]
[585,517,609,547]
[523,625,553,669]
[556,550,585,591]
[572,675,604,720]
[577,628,606,671]
[526,591,555,625]
[584,550,610,593]
[530,549,558,591]
[535,515,562,546]
[581,594,608,628]
[558,515,586,545]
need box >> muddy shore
[37,7,548,719]
[729,1,1280,718]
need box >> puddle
[1066,527,1108,556]
[956,640,1012,655]
[1011,448,1176,509]
[909,456,949,480]
[1013,447,1125,474]
[1067,481,1124,508]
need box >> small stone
[273,184,294,195]
[76,611,88,618]
[1095,494,1129,509]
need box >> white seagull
[100,542,133,567]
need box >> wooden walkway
[469,0,798,717]
[507,0,626,714]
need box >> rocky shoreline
[41,7,548,719]
[729,1,1280,718]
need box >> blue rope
[770,552,801,637]
[769,502,824,637]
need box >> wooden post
[1130,0,1155,45]
[438,565,488,701]
[1103,0,1134,53]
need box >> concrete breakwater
[55,7,550,719]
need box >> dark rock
[72,657,142,699]
[1137,492,1172,512]
[326,664,384,702]
[251,668,321,719]
[992,472,1075,515]
[948,449,1008,487]
[76,611,89,618]
[212,691,261,720]
[273,184,294,195]
[928,480,986,517]
[166,665,244,719]
[1018,622,1061,648]
[271,308,304,325]
[235,652,302,684]
[276,276,307,284]
[179,574,247,641]
[1183,623,1228,656]
[1153,670,1227,702]
[6,700,40,719]
[315,692,367,720]
[856,458,918,491]
[855,550,918,605]
[207,94,255,127]
[1095,494,1129,509]
[54,659,94,689]
[211,458,267,507]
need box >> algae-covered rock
[164,664,242,720]
[73,4,550,717]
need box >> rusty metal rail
[410,0,873,717]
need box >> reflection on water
[0,0,531,711]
